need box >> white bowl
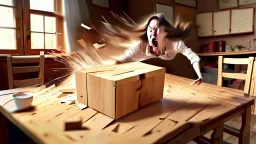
[13,92,33,111]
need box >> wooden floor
[189,114,256,144]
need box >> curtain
[63,0,91,52]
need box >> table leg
[211,123,224,144]
[239,107,251,144]
[0,113,9,144]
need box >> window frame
[23,0,64,55]
[0,0,64,55]
[0,0,24,55]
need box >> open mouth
[150,38,160,55]
[152,38,158,48]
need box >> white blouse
[118,38,200,64]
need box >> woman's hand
[191,61,203,85]
[190,77,203,85]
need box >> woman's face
[147,19,159,48]
[147,18,167,53]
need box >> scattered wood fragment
[56,92,67,98]
[81,23,92,30]
[75,101,87,110]
[58,88,75,93]
[93,43,105,49]
[65,117,82,131]
[59,95,76,105]
[66,100,75,105]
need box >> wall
[127,0,199,79]
[64,0,127,52]
[71,0,128,49]
[86,0,127,27]
[197,0,256,49]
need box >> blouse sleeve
[175,40,200,65]
[117,41,146,63]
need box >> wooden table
[0,74,254,144]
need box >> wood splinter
[65,117,82,131]
[58,88,75,93]
[59,95,76,105]
[75,101,87,110]
[93,43,105,49]
[56,92,67,98]
[81,23,92,30]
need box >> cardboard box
[75,62,166,119]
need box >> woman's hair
[94,12,193,48]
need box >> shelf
[197,50,256,56]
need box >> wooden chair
[216,56,254,143]
[217,56,254,96]
[7,51,45,89]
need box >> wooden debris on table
[65,117,83,131]
[55,84,77,105]
[59,95,76,105]
[76,101,87,110]
[66,100,75,105]
[56,92,67,98]
[58,88,75,93]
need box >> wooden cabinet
[213,11,230,36]
[196,13,213,37]
[239,0,256,5]
[196,7,254,37]
[231,8,254,34]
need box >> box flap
[82,62,165,87]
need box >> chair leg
[211,123,224,144]
[0,113,9,144]
[239,107,251,144]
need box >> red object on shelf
[218,41,226,52]
[200,44,209,53]
[208,41,217,52]
[204,44,209,52]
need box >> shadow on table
[114,97,220,123]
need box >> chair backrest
[7,51,45,89]
[217,56,254,95]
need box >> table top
[0,74,254,144]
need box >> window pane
[0,0,14,6]
[31,32,44,49]
[45,16,56,33]
[0,6,15,27]
[30,14,44,32]
[45,34,56,49]
[30,0,54,12]
[0,28,16,50]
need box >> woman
[98,13,203,85]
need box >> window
[0,0,23,54]
[0,0,64,55]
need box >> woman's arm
[116,41,146,64]
[191,61,203,85]
[176,41,203,85]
